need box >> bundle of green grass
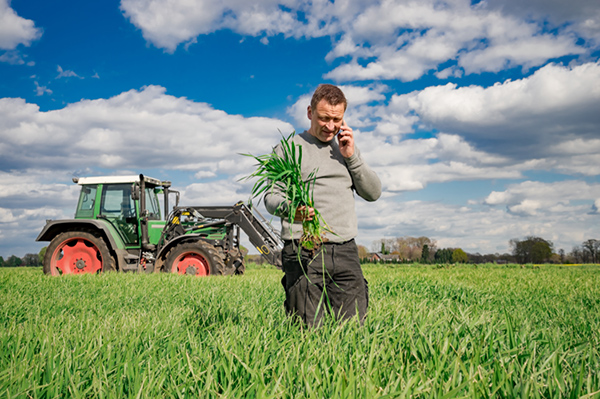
[243,133,328,251]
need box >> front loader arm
[179,203,283,267]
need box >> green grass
[1,264,599,398]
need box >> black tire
[164,241,228,276]
[226,248,245,275]
[44,231,116,276]
[234,260,246,275]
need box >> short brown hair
[310,84,347,111]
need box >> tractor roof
[73,175,165,187]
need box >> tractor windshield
[75,185,97,218]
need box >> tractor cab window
[145,187,161,220]
[75,185,97,218]
[100,184,138,245]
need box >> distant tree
[357,245,369,259]
[380,241,389,255]
[570,246,584,263]
[395,236,437,261]
[467,252,482,263]
[22,253,40,266]
[420,244,430,263]
[510,236,553,264]
[434,248,453,263]
[582,239,600,263]
[558,248,565,264]
[5,255,22,267]
[0,256,4,267]
[372,239,392,254]
[549,253,562,264]
[39,247,47,265]
[452,248,468,263]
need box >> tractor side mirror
[131,183,140,200]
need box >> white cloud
[508,199,542,216]
[0,85,294,173]
[487,0,600,45]
[593,199,600,214]
[435,66,463,79]
[286,93,312,130]
[120,0,225,52]
[34,81,52,96]
[325,1,587,81]
[484,180,600,217]
[459,34,585,74]
[400,62,600,125]
[376,160,522,193]
[120,0,595,81]
[383,62,600,160]
[0,169,78,257]
[120,0,329,52]
[56,65,81,79]
[0,0,42,50]
[0,49,32,65]
[194,170,217,179]
[0,170,79,206]
[354,191,597,255]
[0,208,16,223]
[181,180,248,205]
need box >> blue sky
[1,0,599,258]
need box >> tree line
[363,236,600,265]
[0,248,46,267]
[2,238,599,267]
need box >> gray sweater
[264,131,381,243]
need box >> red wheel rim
[173,252,210,276]
[50,238,103,275]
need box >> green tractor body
[37,174,283,276]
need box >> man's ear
[307,105,312,120]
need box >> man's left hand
[337,120,354,158]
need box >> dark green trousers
[281,239,368,327]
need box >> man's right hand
[294,205,315,222]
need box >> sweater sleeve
[344,148,382,202]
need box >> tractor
[36,174,283,276]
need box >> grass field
[1,263,599,398]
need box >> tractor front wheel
[44,231,116,276]
[164,241,229,276]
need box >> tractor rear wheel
[44,231,116,276]
[164,241,230,276]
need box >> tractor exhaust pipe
[139,174,151,250]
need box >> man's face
[307,99,345,143]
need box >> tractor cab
[73,175,174,248]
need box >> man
[265,84,381,326]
